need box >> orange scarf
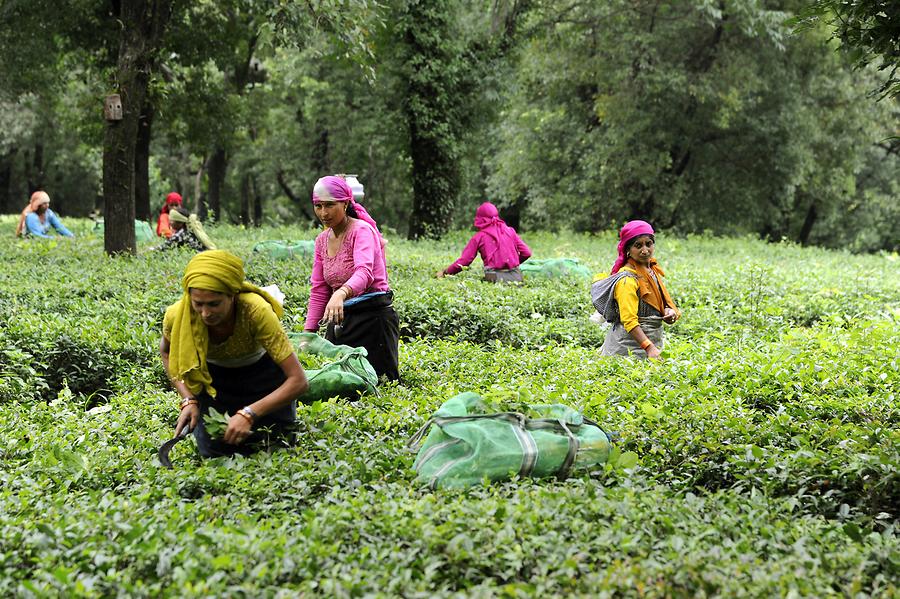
[623,258,677,315]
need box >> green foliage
[0,222,898,595]
[791,0,900,98]
[202,406,229,439]
[485,0,899,251]
[2,1,896,253]
[392,0,473,239]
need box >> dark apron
[194,353,297,458]
[326,291,400,382]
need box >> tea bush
[0,220,897,597]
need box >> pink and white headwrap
[311,175,382,236]
[610,220,655,274]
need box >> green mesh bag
[252,240,315,260]
[407,392,614,489]
[92,219,155,242]
[288,332,378,403]
[520,258,591,279]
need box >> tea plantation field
[1,218,898,597]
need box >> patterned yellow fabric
[164,293,292,367]
[164,250,283,397]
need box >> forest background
[0,0,897,252]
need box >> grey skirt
[483,267,524,284]
[600,316,664,358]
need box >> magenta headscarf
[312,175,382,236]
[473,202,510,238]
[474,202,521,261]
[610,220,655,274]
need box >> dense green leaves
[0,221,897,595]
[3,1,896,251]
[791,0,900,98]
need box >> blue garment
[24,209,74,238]
[343,290,389,307]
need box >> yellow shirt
[164,292,293,368]
[613,275,643,332]
[613,264,678,332]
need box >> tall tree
[394,0,470,239]
[103,0,174,254]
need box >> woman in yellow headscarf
[160,250,308,457]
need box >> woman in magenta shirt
[437,202,531,283]
[304,176,399,381]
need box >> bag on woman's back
[289,332,378,403]
[408,392,615,489]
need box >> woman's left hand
[663,307,679,324]
[224,413,252,445]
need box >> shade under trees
[0,0,897,252]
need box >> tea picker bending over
[436,202,531,283]
[161,250,308,457]
[304,175,400,382]
[153,207,216,252]
[18,191,75,239]
[591,220,680,359]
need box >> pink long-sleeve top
[304,219,390,331]
[445,229,532,275]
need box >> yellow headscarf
[167,250,282,397]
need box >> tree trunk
[193,157,205,218]
[252,174,262,227]
[0,150,13,214]
[239,173,251,225]
[26,143,44,193]
[134,101,154,222]
[798,201,817,246]
[311,127,330,175]
[102,0,173,255]
[400,1,462,240]
[276,169,316,223]
[206,147,227,222]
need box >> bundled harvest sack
[519,258,591,279]
[92,219,155,242]
[408,391,614,489]
[288,332,378,403]
[252,240,315,260]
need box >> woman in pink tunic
[437,202,532,283]
[303,176,399,381]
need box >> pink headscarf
[312,175,382,236]
[473,202,522,264]
[610,220,655,274]
[474,202,512,240]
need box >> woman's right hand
[435,270,445,278]
[645,344,662,360]
[174,404,199,436]
[323,291,346,324]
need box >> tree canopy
[0,0,897,252]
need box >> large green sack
[408,392,614,489]
[252,240,315,260]
[520,258,591,279]
[92,219,155,242]
[288,332,378,403]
